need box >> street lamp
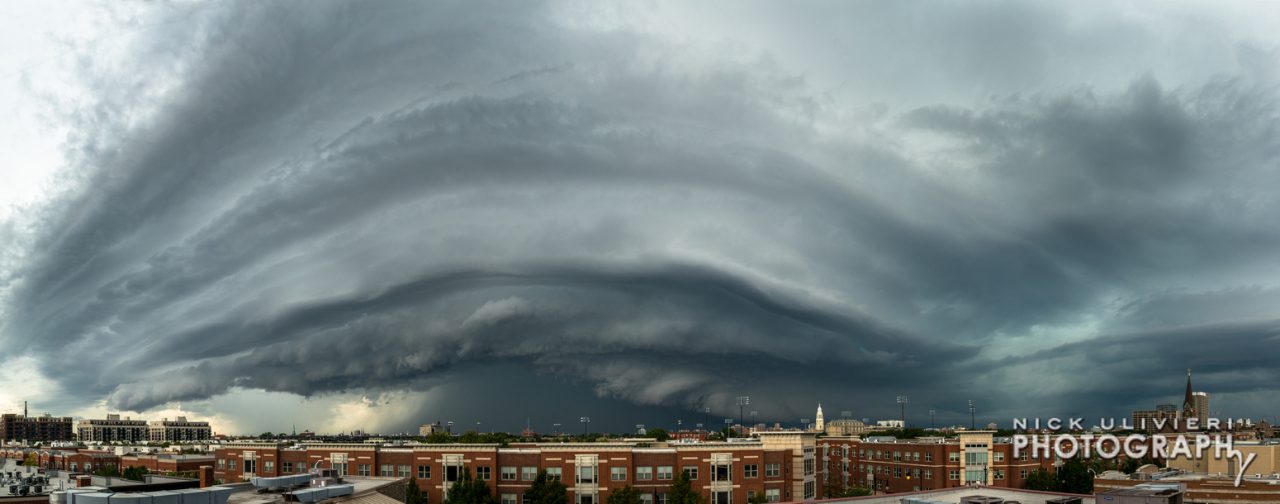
[580,417,591,435]
[897,396,909,429]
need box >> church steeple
[1183,368,1196,420]
[815,403,825,431]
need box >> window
[446,466,460,482]
[912,452,919,462]
[502,495,517,504]
[712,491,730,504]
[547,467,562,481]
[611,467,626,481]
[576,495,594,504]
[282,462,293,474]
[502,467,518,481]
[399,465,411,478]
[636,466,653,481]
[965,469,985,483]
[641,495,654,504]
[994,470,1004,480]
[894,467,902,478]
[803,481,815,500]
[522,467,537,480]
[577,466,596,484]
[743,464,758,478]
[924,470,932,480]
[419,465,431,479]
[1020,469,1028,479]
[657,494,669,504]
[993,452,1004,462]
[657,466,673,480]
[803,459,814,476]
[764,490,780,503]
[244,459,256,474]
[1019,452,1028,461]
[949,470,960,480]
[893,451,901,461]
[359,464,371,477]
[949,452,959,462]
[924,452,932,462]
[764,463,780,477]
[712,463,730,482]
[217,459,226,469]
[912,468,920,479]
[381,464,395,477]
[477,467,492,481]
[264,461,274,473]
[683,466,698,480]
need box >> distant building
[1,413,74,442]
[419,422,445,436]
[815,404,825,432]
[148,417,212,442]
[79,414,149,443]
[1132,407,1179,432]
[875,420,904,429]
[824,419,871,437]
[1191,392,1209,427]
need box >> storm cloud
[2,0,1280,433]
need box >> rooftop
[796,486,1094,504]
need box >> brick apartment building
[215,431,822,504]
[0,413,74,442]
[817,431,1057,494]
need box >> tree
[646,428,670,442]
[667,471,704,504]
[1057,458,1093,494]
[426,432,455,443]
[1023,468,1059,492]
[95,464,122,478]
[845,485,872,497]
[525,471,567,504]
[607,485,642,504]
[405,476,424,504]
[122,466,150,482]
[748,493,767,504]
[22,453,36,466]
[446,468,497,504]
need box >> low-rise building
[818,431,1057,494]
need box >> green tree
[667,471,704,504]
[747,493,767,504]
[845,485,872,497]
[646,428,670,442]
[524,471,567,504]
[607,485,642,504]
[405,476,424,504]
[122,465,149,482]
[1057,458,1093,494]
[426,432,455,443]
[1022,468,1059,492]
[94,464,122,478]
[446,468,497,504]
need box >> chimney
[198,465,214,488]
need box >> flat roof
[798,486,1094,504]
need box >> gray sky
[2,0,1280,435]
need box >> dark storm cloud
[2,0,1280,431]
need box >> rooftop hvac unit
[1045,498,1083,504]
[286,484,354,503]
[900,498,951,504]
[959,496,1004,504]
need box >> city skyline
[3,1,1280,435]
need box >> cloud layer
[2,0,1280,433]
